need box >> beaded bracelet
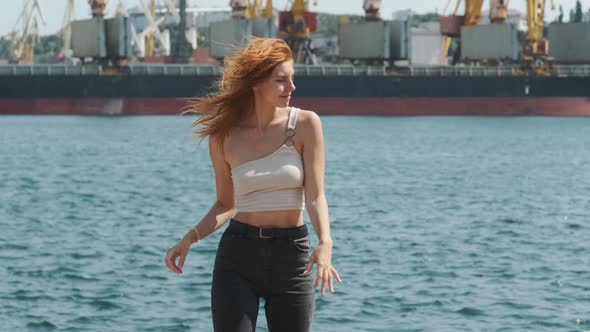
[190,227,201,243]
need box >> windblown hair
[182,37,293,141]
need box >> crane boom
[524,0,554,57]
[10,0,45,64]
[464,0,484,25]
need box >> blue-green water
[1,115,589,332]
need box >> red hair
[182,37,293,141]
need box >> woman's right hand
[164,237,192,274]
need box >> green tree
[409,12,441,27]
[558,5,564,23]
[569,9,575,22]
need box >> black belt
[227,218,308,240]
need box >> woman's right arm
[185,133,236,245]
[165,134,235,274]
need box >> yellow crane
[246,0,273,19]
[280,0,318,64]
[442,0,484,57]
[524,0,554,58]
[519,0,555,74]
[145,0,156,57]
[464,0,485,25]
[10,0,45,64]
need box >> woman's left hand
[304,240,342,295]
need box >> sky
[2,0,582,36]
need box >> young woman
[164,37,342,332]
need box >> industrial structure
[1,0,589,116]
[10,0,46,64]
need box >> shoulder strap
[287,107,299,130]
[284,107,299,146]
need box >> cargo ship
[1,63,590,116]
[2,0,589,116]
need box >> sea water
[1,115,589,331]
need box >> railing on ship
[408,65,590,77]
[1,64,590,77]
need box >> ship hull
[1,73,589,115]
[1,96,589,116]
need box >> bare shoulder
[296,109,323,137]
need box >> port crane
[230,0,248,18]
[128,0,178,57]
[441,0,486,63]
[230,0,273,19]
[363,0,382,21]
[248,0,274,19]
[58,0,76,54]
[10,0,45,64]
[489,0,509,23]
[523,0,554,66]
[88,0,109,16]
[279,0,318,64]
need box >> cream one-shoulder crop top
[231,107,305,212]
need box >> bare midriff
[233,209,304,228]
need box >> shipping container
[209,19,252,58]
[548,23,590,64]
[390,20,411,60]
[104,16,131,58]
[338,21,391,59]
[461,23,518,61]
[71,18,107,58]
[251,18,277,38]
[411,30,447,65]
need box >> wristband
[190,227,201,243]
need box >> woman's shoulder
[294,108,322,134]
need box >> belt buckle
[259,227,273,239]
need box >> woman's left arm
[300,110,342,295]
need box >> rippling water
[1,115,589,331]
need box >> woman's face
[253,59,296,108]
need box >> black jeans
[211,218,315,332]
